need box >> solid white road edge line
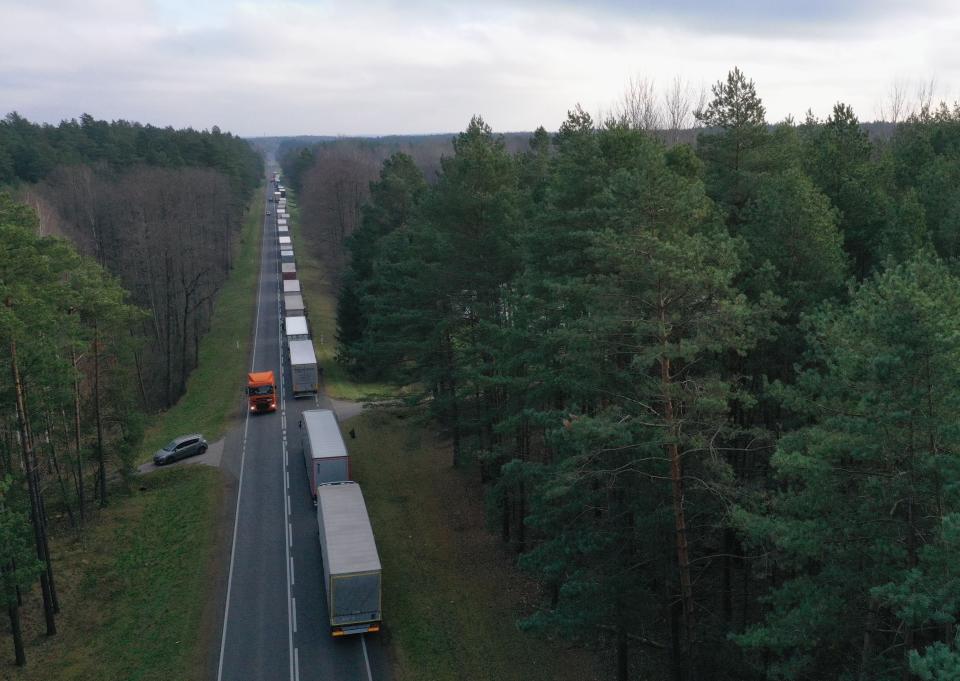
[362,635,373,681]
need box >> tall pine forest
[286,68,960,680]
[0,113,261,666]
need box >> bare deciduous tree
[299,147,380,288]
[693,82,709,128]
[664,77,694,143]
[878,77,941,124]
[613,76,663,131]
[915,77,937,119]
[32,165,241,410]
[879,78,909,124]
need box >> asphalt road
[215,176,390,681]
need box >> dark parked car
[153,434,208,466]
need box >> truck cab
[247,371,277,412]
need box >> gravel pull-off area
[329,397,365,421]
[137,437,225,474]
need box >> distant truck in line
[300,409,349,498]
[247,371,277,413]
[284,293,305,317]
[316,481,382,637]
[288,339,319,396]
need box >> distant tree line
[0,113,261,667]
[305,68,960,680]
[279,135,534,287]
[0,112,261,197]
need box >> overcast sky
[1,0,958,137]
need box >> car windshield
[249,386,274,395]
[162,440,179,451]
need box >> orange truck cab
[247,371,277,413]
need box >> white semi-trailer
[283,293,305,317]
[285,315,310,343]
[283,279,301,294]
[300,409,349,498]
[316,481,382,636]
[288,339,318,396]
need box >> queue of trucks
[258,174,382,637]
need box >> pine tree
[800,102,893,277]
[695,67,769,223]
[516,122,767,680]
[338,152,427,373]
[735,253,960,680]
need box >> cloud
[531,0,943,36]
[0,0,957,135]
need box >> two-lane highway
[216,175,388,681]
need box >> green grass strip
[12,467,222,681]
[348,410,602,681]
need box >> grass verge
[286,192,395,401]
[137,188,264,464]
[8,467,222,681]
[347,409,605,681]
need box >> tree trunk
[71,349,85,524]
[517,479,526,554]
[661,353,694,654]
[93,324,107,507]
[7,596,25,666]
[180,286,192,394]
[722,527,734,626]
[859,599,880,681]
[617,623,629,681]
[10,340,57,636]
[517,418,528,554]
[45,416,76,529]
[21,395,60,614]
[669,586,683,681]
[659,287,694,676]
[165,256,173,407]
[131,343,149,412]
[501,492,511,543]
[741,553,751,630]
[36,483,60,614]
[442,332,462,467]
